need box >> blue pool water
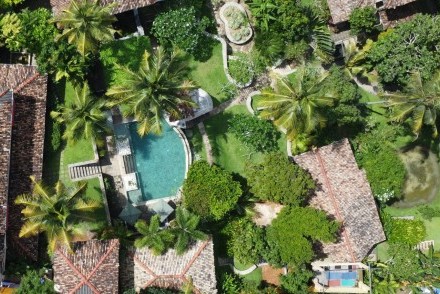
[127,122,186,202]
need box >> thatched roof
[0,64,47,264]
[53,239,120,294]
[121,239,217,293]
[50,0,159,16]
[327,0,418,24]
[293,139,385,263]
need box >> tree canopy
[367,14,440,86]
[183,161,242,220]
[246,153,315,205]
[16,270,55,294]
[349,7,378,36]
[265,206,339,266]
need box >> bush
[51,120,62,152]
[223,7,248,30]
[265,206,339,266]
[228,54,254,85]
[352,124,406,202]
[223,218,265,264]
[16,270,55,294]
[182,161,242,220]
[247,153,315,205]
[349,7,378,36]
[284,40,309,62]
[228,114,279,152]
[281,268,314,294]
[418,206,440,221]
[388,219,426,245]
[219,272,242,294]
[152,7,210,58]
[254,31,285,64]
[387,244,423,282]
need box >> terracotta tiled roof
[0,90,13,270]
[293,139,386,263]
[50,0,159,16]
[0,64,47,263]
[121,239,217,294]
[53,239,120,294]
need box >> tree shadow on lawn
[204,112,234,160]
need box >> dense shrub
[418,206,440,221]
[367,14,440,86]
[387,244,423,282]
[352,123,406,202]
[228,114,279,152]
[388,219,426,245]
[152,7,210,59]
[265,206,339,266]
[16,270,55,294]
[349,7,378,36]
[254,31,285,64]
[247,153,315,205]
[182,161,242,220]
[223,218,265,264]
[284,40,309,62]
[281,268,314,294]
[228,54,254,85]
[51,120,62,152]
[219,272,242,294]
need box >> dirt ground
[261,265,284,286]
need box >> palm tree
[344,39,378,85]
[51,83,110,145]
[256,66,334,141]
[106,48,195,136]
[15,177,101,253]
[381,71,440,138]
[55,0,118,56]
[134,215,174,255]
[170,207,207,255]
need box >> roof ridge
[13,72,40,93]
[313,148,357,263]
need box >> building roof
[53,239,120,294]
[0,90,13,270]
[327,0,417,24]
[293,138,385,263]
[50,0,159,16]
[0,64,47,263]
[121,239,217,293]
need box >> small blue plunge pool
[124,122,186,203]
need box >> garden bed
[219,2,253,44]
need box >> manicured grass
[187,42,230,104]
[186,128,207,161]
[204,105,286,176]
[234,259,263,284]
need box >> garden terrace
[53,239,120,294]
[120,239,217,293]
[50,0,159,15]
[293,138,385,263]
[0,64,47,263]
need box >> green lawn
[187,42,229,104]
[234,259,263,284]
[204,105,286,176]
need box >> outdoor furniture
[148,200,174,222]
[118,202,142,225]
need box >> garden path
[197,122,214,165]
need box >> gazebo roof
[119,202,142,225]
[148,200,174,222]
[293,138,385,263]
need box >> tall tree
[51,83,110,145]
[381,71,440,138]
[15,177,101,253]
[256,66,334,141]
[134,215,174,255]
[55,0,117,56]
[170,207,207,255]
[106,48,195,136]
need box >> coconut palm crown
[134,215,174,255]
[256,66,335,140]
[382,71,440,138]
[14,177,101,253]
[55,0,117,56]
[171,207,207,255]
[51,83,110,145]
[106,47,195,137]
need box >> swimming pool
[126,122,187,202]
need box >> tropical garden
[0,0,440,292]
